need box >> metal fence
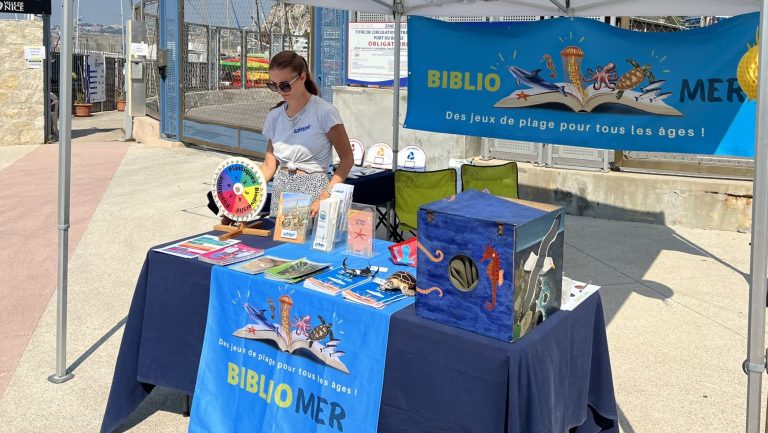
[142,0,162,119]
[50,51,125,114]
[178,0,312,155]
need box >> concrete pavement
[0,111,767,432]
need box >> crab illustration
[615,59,656,99]
[307,315,334,347]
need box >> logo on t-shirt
[293,124,312,133]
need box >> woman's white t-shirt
[262,95,343,174]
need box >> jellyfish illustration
[560,46,587,102]
[278,294,294,343]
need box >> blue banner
[189,242,413,433]
[404,14,759,157]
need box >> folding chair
[394,168,457,241]
[460,162,519,199]
[365,142,393,169]
[349,138,365,166]
[396,145,427,171]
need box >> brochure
[198,243,264,266]
[153,235,240,259]
[303,266,373,296]
[230,256,292,275]
[347,207,374,257]
[264,258,331,284]
[342,280,408,309]
[274,192,312,244]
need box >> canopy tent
[51,0,767,432]
[283,1,768,432]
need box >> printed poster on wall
[348,22,408,87]
[404,14,760,157]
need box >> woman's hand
[311,189,332,217]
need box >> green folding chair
[394,168,457,241]
[460,162,519,199]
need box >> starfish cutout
[352,228,368,240]
[515,91,530,101]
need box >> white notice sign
[86,54,106,103]
[23,46,45,69]
[347,22,408,86]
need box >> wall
[513,162,753,232]
[0,20,44,146]
[332,86,482,169]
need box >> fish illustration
[243,303,277,331]
[506,66,566,96]
[329,351,346,359]
[266,298,275,320]
[640,80,665,93]
[650,92,672,102]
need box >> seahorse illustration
[417,241,445,262]
[480,245,504,311]
[278,294,294,344]
[416,287,444,296]
[542,53,557,79]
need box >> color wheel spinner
[211,158,267,222]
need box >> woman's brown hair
[269,50,319,98]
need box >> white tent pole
[745,1,768,431]
[49,0,75,384]
[391,0,402,169]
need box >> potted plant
[115,86,126,112]
[74,89,93,117]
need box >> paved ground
[0,111,766,432]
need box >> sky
[50,0,277,27]
[51,0,129,25]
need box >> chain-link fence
[180,0,311,144]
[141,0,161,118]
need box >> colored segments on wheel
[211,158,268,222]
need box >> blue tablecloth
[101,227,617,433]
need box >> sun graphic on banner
[737,29,760,100]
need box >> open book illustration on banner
[233,296,350,374]
[494,54,682,116]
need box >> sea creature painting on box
[415,189,564,342]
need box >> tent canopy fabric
[284,0,760,17]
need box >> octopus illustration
[583,63,618,90]
[293,315,312,337]
[417,241,445,262]
[480,245,504,311]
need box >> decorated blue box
[415,189,564,342]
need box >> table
[101,229,617,433]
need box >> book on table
[153,235,240,259]
[198,243,264,265]
[229,255,292,275]
[303,266,373,296]
[264,258,331,284]
[342,280,408,309]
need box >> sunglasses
[266,74,301,93]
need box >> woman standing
[261,50,354,217]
